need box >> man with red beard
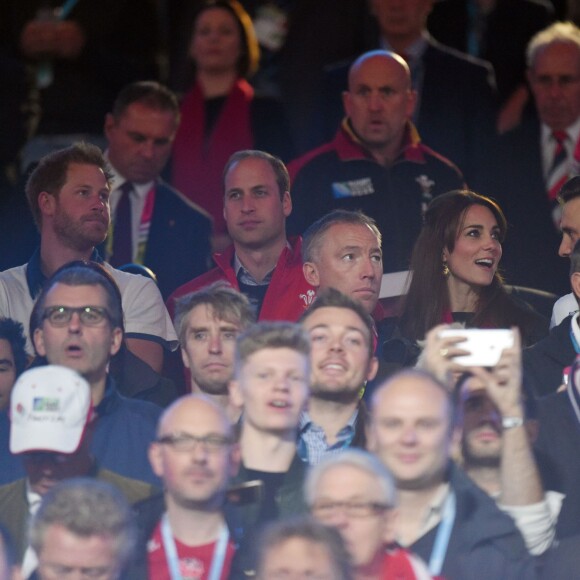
[0,143,177,374]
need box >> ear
[366,356,379,382]
[382,507,399,545]
[342,90,352,118]
[229,379,244,408]
[526,69,534,89]
[282,190,292,218]
[571,272,580,302]
[406,89,418,118]
[148,442,164,478]
[449,425,462,460]
[303,262,320,287]
[228,442,242,478]
[109,328,123,357]
[442,247,450,263]
[181,347,191,370]
[33,327,47,357]
[104,113,116,140]
[38,191,56,220]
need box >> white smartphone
[438,328,514,367]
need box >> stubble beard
[461,437,501,469]
[53,209,108,253]
[310,381,361,405]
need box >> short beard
[310,383,361,405]
[461,439,501,469]
[53,209,107,252]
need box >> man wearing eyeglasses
[0,365,153,578]
[25,261,162,486]
[305,449,430,580]
[127,394,241,580]
[368,370,536,580]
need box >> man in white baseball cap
[0,365,153,579]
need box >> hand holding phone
[438,329,514,367]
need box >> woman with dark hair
[170,0,292,248]
[385,190,547,366]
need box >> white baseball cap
[10,365,93,454]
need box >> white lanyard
[160,513,229,580]
[428,490,456,576]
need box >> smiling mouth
[474,258,494,269]
[321,362,346,373]
[269,400,290,409]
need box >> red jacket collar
[335,118,426,165]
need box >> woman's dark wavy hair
[399,190,512,341]
[189,0,260,79]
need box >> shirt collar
[340,119,424,164]
[299,407,360,433]
[233,241,291,285]
[94,376,120,417]
[25,480,43,514]
[418,482,450,539]
[26,247,103,299]
[104,151,155,200]
[541,116,580,149]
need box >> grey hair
[30,478,136,574]
[302,209,382,264]
[174,281,255,345]
[527,21,580,69]
[256,516,353,580]
[304,449,397,508]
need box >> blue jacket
[411,462,537,579]
[91,378,161,486]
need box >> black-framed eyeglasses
[156,433,233,453]
[311,500,391,519]
[42,306,112,327]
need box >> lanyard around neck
[428,490,456,576]
[570,320,580,354]
[160,512,229,580]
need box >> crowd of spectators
[3,1,580,579]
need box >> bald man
[128,395,241,579]
[288,50,464,273]
[367,370,536,579]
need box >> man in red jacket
[167,150,315,322]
